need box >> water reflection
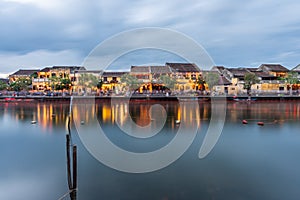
[1,101,300,130]
[1,100,300,199]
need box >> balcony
[33,78,49,82]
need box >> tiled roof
[131,66,150,73]
[166,63,200,73]
[52,66,86,72]
[150,66,171,74]
[259,64,289,72]
[77,70,102,74]
[102,71,128,77]
[10,69,39,76]
[211,66,225,73]
[219,76,232,85]
[246,68,259,72]
[251,71,276,78]
[226,68,249,77]
[40,67,51,72]
[291,64,300,72]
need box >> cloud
[0,49,83,74]
[0,0,299,73]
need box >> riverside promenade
[1,94,300,102]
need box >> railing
[32,78,49,82]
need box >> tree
[9,78,32,91]
[78,74,99,93]
[196,75,206,91]
[158,75,176,91]
[244,73,260,96]
[120,74,141,91]
[285,72,299,95]
[203,72,219,92]
[0,81,8,91]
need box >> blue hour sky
[0,0,300,77]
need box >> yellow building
[32,66,85,92]
[166,63,201,92]
[9,69,39,84]
[101,71,128,94]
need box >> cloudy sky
[0,0,300,77]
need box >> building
[258,64,289,78]
[32,66,85,92]
[166,63,201,91]
[9,69,39,83]
[101,71,128,94]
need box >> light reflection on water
[1,100,300,199]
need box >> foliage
[120,74,141,90]
[244,73,260,91]
[97,79,103,89]
[285,72,299,84]
[158,75,176,90]
[9,78,32,91]
[49,76,72,91]
[30,72,38,79]
[196,75,206,91]
[79,74,99,88]
[203,72,219,90]
[56,78,72,91]
[285,72,299,95]
[0,81,8,90]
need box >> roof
[10,69,39,76]
[40,67,51,72]
[150,66,171,74]
[130,66,150,73]
[225,68,249,77]
[211,66,225,73]
[102,71,128,77]
[166,63,200,73]
[218,76,232,85]
[291,64,300,72]
[52,66,86,72]
[77,70,102,74]
[251,71,276,78]
[246,67,259,72]
[259,64,289,72]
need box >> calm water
[1,100,300,200]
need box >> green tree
[285,72,299,95]
[78,74,99,93]
[203,72,219,91]
[196,75,206,91]
[9,78,32,91]
[97,79,103,90]
[158,75,176,90]
[0,81,8,90]
[244,73,260,96]
[120,74,141,91]
[49,76,61,91]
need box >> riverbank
[1,94,300,102]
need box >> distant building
[291,64,300,78]
[258,64,289,78]
[32,66,85,91]
[101,71,128,93]
[166,63,201,91]
[9,69,39,83]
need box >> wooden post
[72,145,77,189]
[69,145,77,200]
[66,134,72,190]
